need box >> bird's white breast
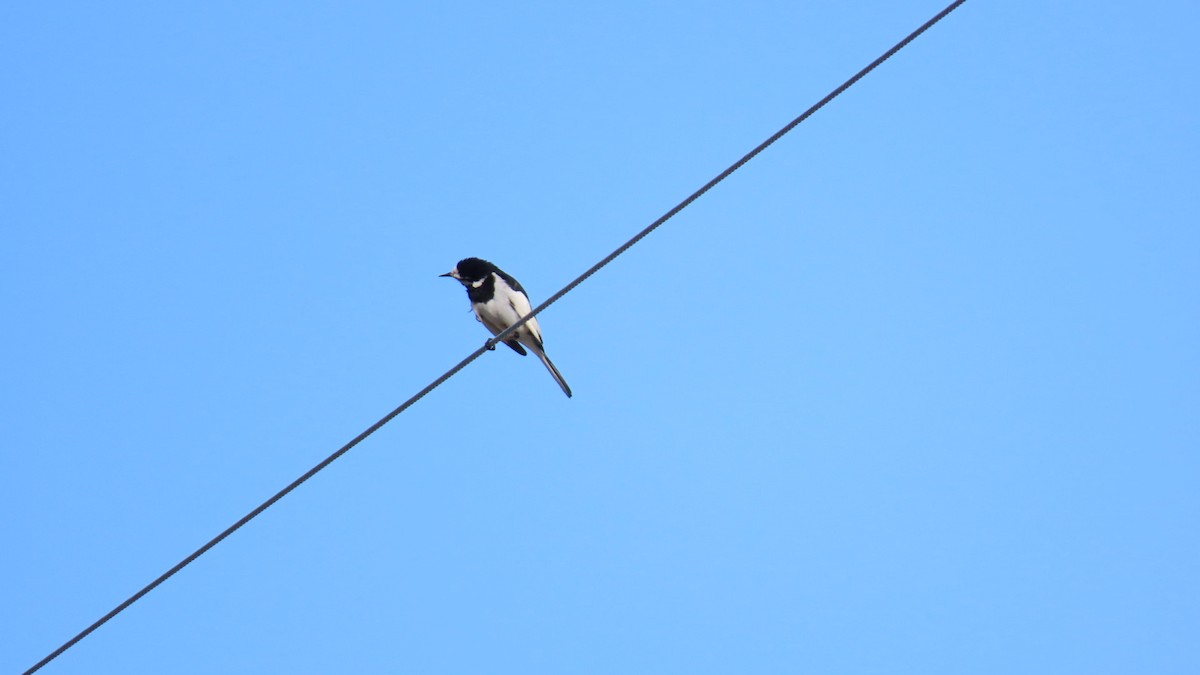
[474,273,543,344]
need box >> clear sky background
[3,2,1197,673]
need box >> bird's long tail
[533,348,572,398]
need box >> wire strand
[23,2,967,671]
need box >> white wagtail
[441,257,572,398]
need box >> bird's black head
[440,257,497,284]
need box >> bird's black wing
[494,268,527,295]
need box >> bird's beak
[439,271,455,278]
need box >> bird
[441,257,573,398]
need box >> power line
[23,2,968,672]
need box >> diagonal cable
[23,1,967,672]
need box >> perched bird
[441,257,573,398]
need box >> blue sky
[3,2,1197,673]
